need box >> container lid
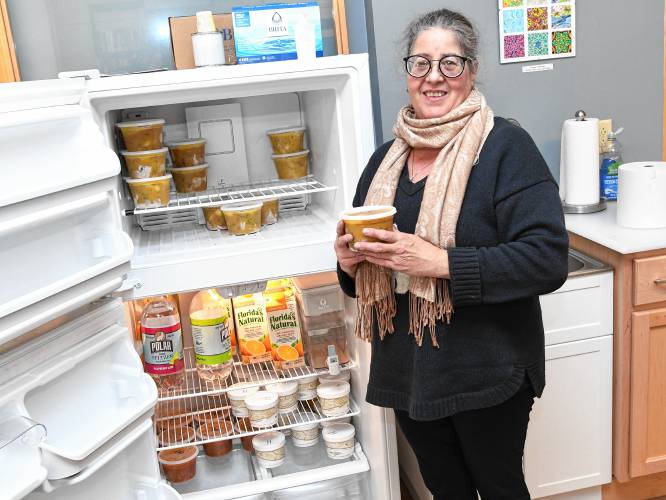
[227,383,260,400]
[125,174,172,184]
[158,424,195,445]
[158,445,198,464]
[292,412,319,431]
[271,149,310,159]
[316,380,350,399]
[196,419,234,439]
[265,380,299,396]
[266,126,306,135]
[252,431,285,451]
[169,163,209,172]
[340,205,396,221]
[121,147,168,156]
[291,271,339,291]
[298,374,319,384]
[221,201,263,213]
[318,371,351,385]
[322,422,355,442]
[116,118,165,128]
[245,390,279,410]
[166,138,207,147]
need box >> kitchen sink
[567,249,610,277]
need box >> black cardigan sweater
[337,117,569,421]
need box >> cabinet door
[630,308,666,477]
[524,336,613,498]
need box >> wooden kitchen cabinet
[569,233,666,498]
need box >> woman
[335,8,568,500]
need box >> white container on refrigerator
[0,55,400,500]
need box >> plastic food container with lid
[297,374,319,402]
[202,206,227,231]
[322,423,356,460]
[318,370,351,385]
[171,164,208,193]
[320,416,352,428]
[167,139,207,167]
[291,412,320,447]
[196,419,234,457]
[235,417,255,452]
[271,150,309,179]
[158,424,196,447]
[125,174,171,208]
[121,147,168,179]
[252,431,286,468]
[222,202,263,236]
[116,118,165,152]
[228,383,260,418]
[158,445,198,483]
[316,381,350,417]
[261,198,279,226]
[265,380,299,414]
[245,390,279,429]
[267,126,306,154]
[341,205,397,250]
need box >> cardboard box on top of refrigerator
[169,13,236,69]
[232,3,323,64]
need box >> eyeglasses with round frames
[403,54,470,79]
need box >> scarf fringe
[354,262,396,341]
[408,279,453,347]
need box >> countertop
[565,202,666,254]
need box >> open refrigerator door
[1,55,399,500]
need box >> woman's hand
[354,228,450,279]
[335,220,366,278]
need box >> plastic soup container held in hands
[252,431,286,468]
[116,119,165,152]
[317,381,350,417]
[167,139,207,167]
[158,446,198,483]
[265,381,299,414]
[267,126,306,154]
[261,198,279,225]
[121,148,168,178]
[202,206,227,230]
[222,202,263,236]
[126,175,171,209]
[171,164,209,193]
[272,150,309,179]
[322,423,356,460]
[245,390,279,429]
[291,412,320,447]
[228,383,260,418]
[341,205,397,250]
[196,419,234,457]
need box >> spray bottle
[600,127,623,201]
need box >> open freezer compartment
[84,55,375,299]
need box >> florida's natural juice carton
[264,289,305,370]
[232,293,272,364]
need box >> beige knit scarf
[355,89,495,347]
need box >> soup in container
[261,198,279,226]
[222,202,263,236]
[267,126,306,154]
[116,118,165,152]
[271,150,309,179]
[158,445,198,483]
[252,431,286,468]
[228,383,260,418]
[196,419,234,457]
[265,380,299,415]
[171,164,208,193]
[340,205,397,251]
[125,174,171,208]
[121,147,168,178]
[202,206,227,231]
[316,381,350,417]
[291,412,320,447]
[245,390,279,429]
[167,139,207,167]
[322,423,356,460]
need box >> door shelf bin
[0,415,48,500]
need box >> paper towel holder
[561,109,607,214]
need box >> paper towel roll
[617,162,666,228]
[559,117,600,205]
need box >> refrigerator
[0,54,400,500]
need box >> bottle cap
[196,11,217,33]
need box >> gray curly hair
[403,9,480,71]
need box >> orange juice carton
[232,293,272,364]
[264,289,305,370]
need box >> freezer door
[0,79,131,347]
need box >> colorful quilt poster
[499,0,575,64]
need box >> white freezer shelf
[177,441,369,500]
[125,209,338,299]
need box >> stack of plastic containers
[167,139,209,193]
[267,126,309,181]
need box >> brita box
[232,3,323,64]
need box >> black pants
[395,381,535,500]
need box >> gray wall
[364,0,664,178]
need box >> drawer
[633,256,666,306]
